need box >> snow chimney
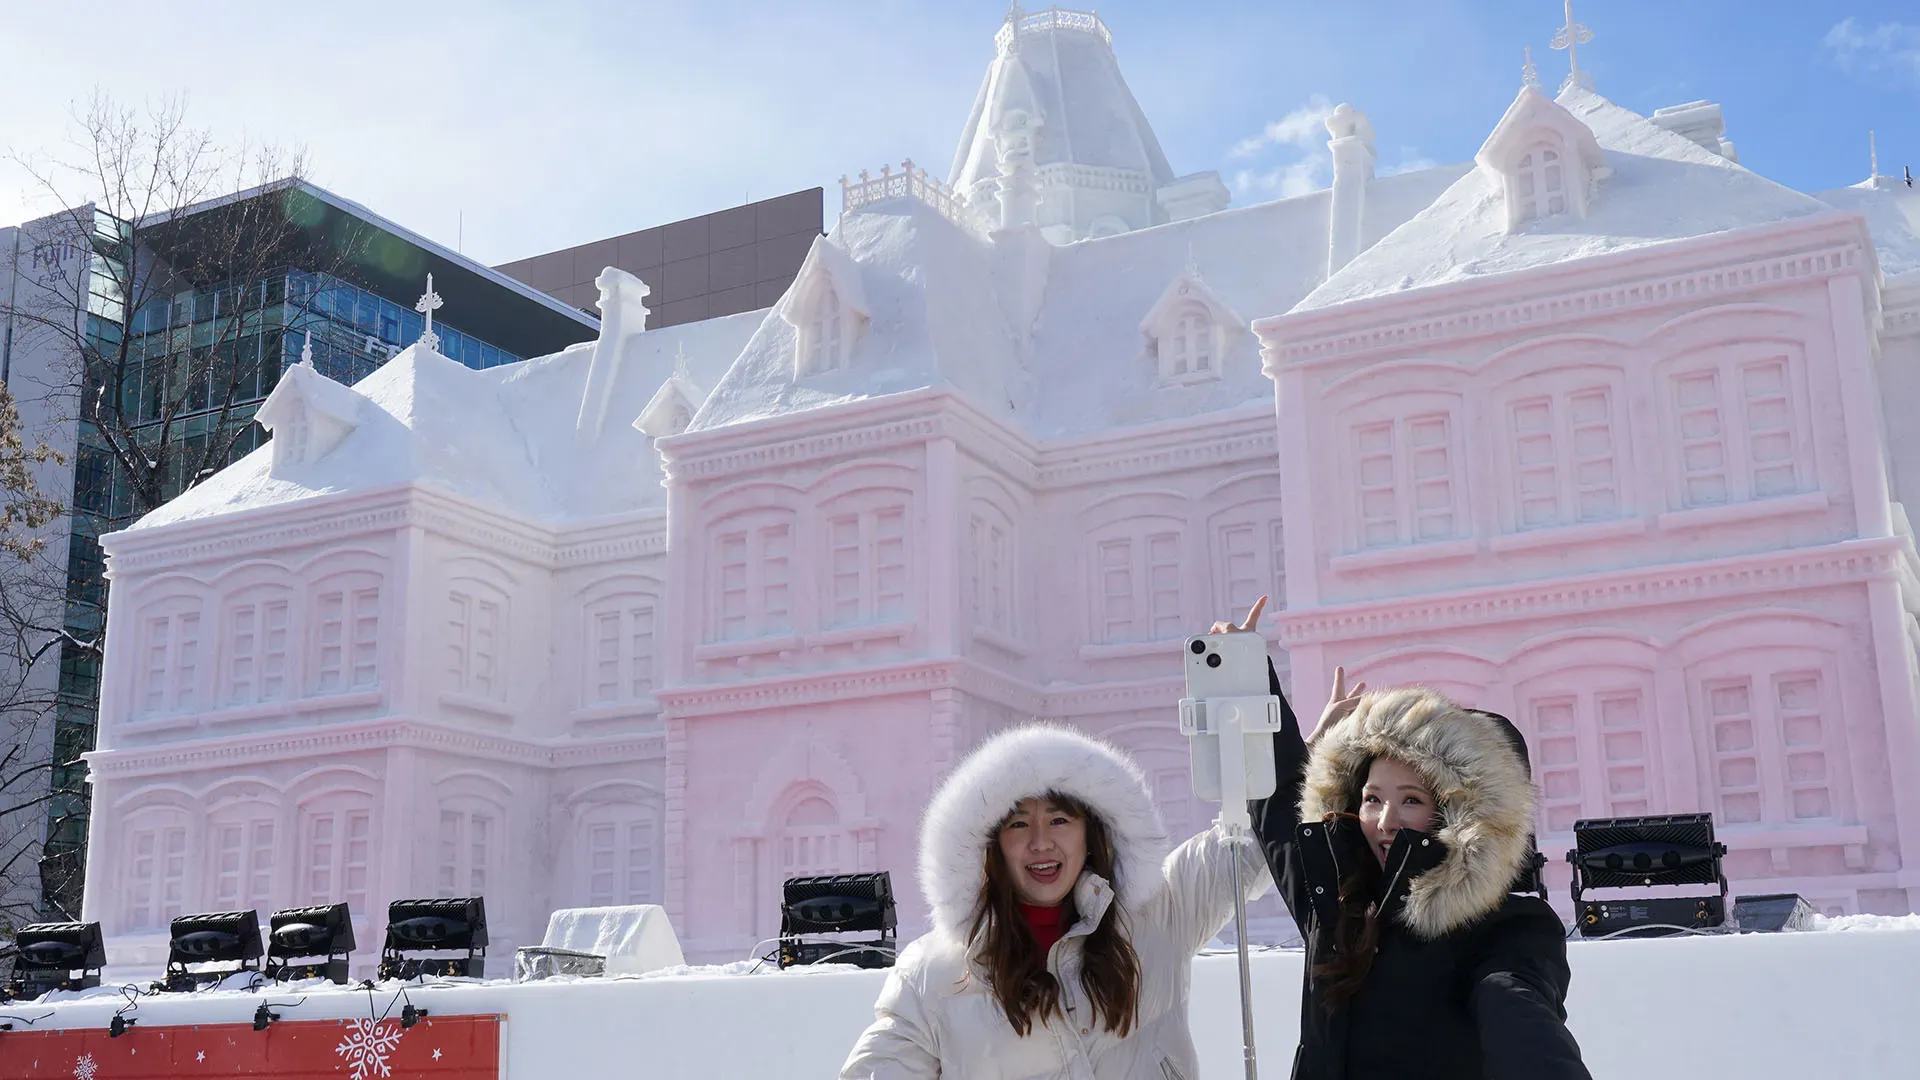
[1651,101,1738,162]
[1325,103,1376,276]
[576,267,650,443]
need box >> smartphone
[1181,632,1280,804]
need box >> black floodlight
[267,903,355,984]
[163,910,263,990]
[1568,814,1729,938]
[781,872,897,935]
[380,897,487,980]
[4,921,105,999]
[778,872,897,970]
[1734,893,1818,933]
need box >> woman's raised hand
[1313,666,1367,744]
[1207,596,1267,636]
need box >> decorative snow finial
[415,273,444,351]
[300,329,314,367]
[673,341,691,381]
[1551,0,1595,92]
[1522,45,1542,90]
[1184,242,1200,281]
[1870,130,1880,178]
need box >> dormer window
[1515,143,1567,222]
[279,401,311,467]
[256,357,362,473]
[777,236,870,380]
[1475,86,1607,233]
[1167,304,1213,377]
[1141,274,1241,386]
[802,283,845,376]
[635,355,708,441]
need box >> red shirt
[1019,902,1070,958]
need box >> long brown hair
[967,791,1141,1037]
[1310,809,1384,1010]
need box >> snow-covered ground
[7,921,1917,1077]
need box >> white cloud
[1824,17,1920,83]
[1229,94,1335,159]
[1225,95,1338,199]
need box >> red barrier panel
[0,1014,500,1079]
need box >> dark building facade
[494,188,823,328]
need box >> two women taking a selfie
[843,598,1590,1079]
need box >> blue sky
[2,1,1917,267]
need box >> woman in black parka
[1214,599,1590,1080]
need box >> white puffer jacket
[841,725,1270,1080]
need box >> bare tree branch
[0,91,371,925]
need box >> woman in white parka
[841,724,1269,1080]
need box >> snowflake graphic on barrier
[73,1054,99,1080]
[335,1017,407,1079]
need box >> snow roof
[692,198,1027,431]
[1294,87,1832,313]
[130,309,765,531]
[693,161,1463,440]
[1022,163,1466,437]
[1816,175,1920,281]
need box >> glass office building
[28,184,597,917]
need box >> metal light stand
[1179,693,1283,1080]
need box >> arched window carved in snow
[584,589,660,705]
[577,802,660,907]
[121,807,191,933]
[779,792,847,882]
[801,283,844,376]
[445,579,509,701]
[438,799,500,897]
[297,792,374,911]
[1168,303,1214,377]
[223,585,294,707]
[1514,143,1567,222]
[709,509,797,642]
[136,595,205,717]
[207,801,280,915]
[309,572,380,696]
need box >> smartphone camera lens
[1206,653,1222,668]
[1189,640,1207,655]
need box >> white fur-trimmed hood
[918,725,1171,939]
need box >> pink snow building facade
[80,12,1920,967]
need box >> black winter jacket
[1249,660,1591,1080]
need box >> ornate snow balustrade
[839,160,991,236]
[994,7,1112,50]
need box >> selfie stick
[1178,694,1283,1080]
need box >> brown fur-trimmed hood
[1299,687,1537,939]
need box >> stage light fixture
[778,872,897,970]
[267,903,355,984]
[401,1003,429,1029]
[1568,813,1729,938]
[252,1003,280,1031]
[1734,893,1817,933]
[108,1014,135,1038]
[4,921,104,1000]
[163,910,264,991]
[380,897,487,980]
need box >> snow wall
[15,928,1919,1077]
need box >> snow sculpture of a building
[82,10,1920,969]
